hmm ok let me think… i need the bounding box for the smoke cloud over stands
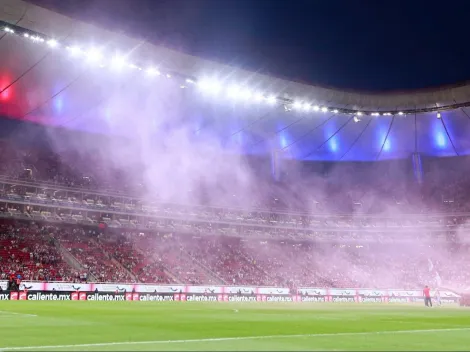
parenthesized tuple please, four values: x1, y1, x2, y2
(0, 34, 469, 293)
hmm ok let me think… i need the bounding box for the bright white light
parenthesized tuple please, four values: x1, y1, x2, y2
(357, 111, 363, 116)
(371, 112, 380, 116)
(303, 103, 311, 111)
(313, 105, 320, 111)
(198, 79, 222, 94)
(240, 89, 252, 100)
(86, 48, 102, 62)
(293, 101, 302, 109)
(146, 68, 160, 76)
(354, 116, 361, 123)
(110, 55, 126, 69)
(47, 39, 58, 47)
(266, 95, 276, 104)
(333, 109, 339, 114)
(437, 112, 441, 119)
(383, 112, 392, 116)
(254, 92, 264, 102)
(227, 85, 241, 98)
(321, 107, 328, 113)
(186, 78, 194, 84)
(398, 111, 404, 115)
(67, 46, 82, 56)
(4, 27, 14, 33)
(128, 63, 140, 70)
(23, 33, 29, 38)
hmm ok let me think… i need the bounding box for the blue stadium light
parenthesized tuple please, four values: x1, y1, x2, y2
(436, 132, 446, 148)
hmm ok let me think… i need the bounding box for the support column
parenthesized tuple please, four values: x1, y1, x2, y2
(411, 152, 423, 184)
(271, 150, 281, 182)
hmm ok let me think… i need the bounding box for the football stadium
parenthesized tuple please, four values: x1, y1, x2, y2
(0, 0, 470, 350)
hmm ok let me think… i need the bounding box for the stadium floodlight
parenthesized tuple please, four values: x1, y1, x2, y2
(437, 112, 441, 119)
(128, 63, 141, 70)
(146, 68, 160, 76)
(198, 79, 222, 94)
(110, 55, 126, 69)
(357, 111, 363, 116)
(293, 101, 302, 109)
(313, 105, 320, 111)
(4, 27, 14, 33)
(303, 103, 311, 111)
(321, 107, 328, 113)
(332, 109, 339, 114)
(23, 33, 29, 38)
(266, 95, 277, 104)
(185, 78, 195, 84)
(240, 89, 252, 100)
(398, 111, 404, 115)
(47, 39, 58, 47)
(227, 85, 241, 98)
(86, 48, 103, 62)
(371, 112, 380, 116)
(383, 112, 392, 116)
(67, 46, 82, 56)
(254, 92, 264, 102)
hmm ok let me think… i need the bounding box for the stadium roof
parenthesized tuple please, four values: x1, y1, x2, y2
(1, 0, 470, 161)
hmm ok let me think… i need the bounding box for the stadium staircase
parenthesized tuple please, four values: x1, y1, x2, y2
(132, 247, 181, 283)
(183, 251, 226, 284)
(53, 238, 98, 281)
(239, 251, 274, 281)
(89, 238, 138, 281)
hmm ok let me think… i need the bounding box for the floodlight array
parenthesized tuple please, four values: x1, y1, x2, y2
(2, 24, 461, 118)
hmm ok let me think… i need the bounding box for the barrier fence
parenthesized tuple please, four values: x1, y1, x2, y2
(0, 290, 461, 304)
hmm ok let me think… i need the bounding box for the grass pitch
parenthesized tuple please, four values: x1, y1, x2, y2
(0, 302, 469, 351)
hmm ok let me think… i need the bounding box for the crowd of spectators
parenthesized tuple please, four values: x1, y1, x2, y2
(1, 221, 469, 290)
(2, 141, 470, 216)
(0, 223, 73, 281)
(1, 142, 470, 292)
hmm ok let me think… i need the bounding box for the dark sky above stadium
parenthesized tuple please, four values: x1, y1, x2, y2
(30, 0, 470, 91)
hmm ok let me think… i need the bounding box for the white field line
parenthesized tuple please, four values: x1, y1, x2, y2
(1, 327, 470, 351)
(0, 311, 37, 317)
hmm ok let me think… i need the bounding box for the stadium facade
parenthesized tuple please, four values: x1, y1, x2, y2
(1, 0, 470, 170)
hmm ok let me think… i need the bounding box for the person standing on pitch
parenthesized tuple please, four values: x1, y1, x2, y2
(423, 285, 432, 307)
(435, 288, 441, 306)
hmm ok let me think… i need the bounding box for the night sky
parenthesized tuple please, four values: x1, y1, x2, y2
(28, 0, 470, 91)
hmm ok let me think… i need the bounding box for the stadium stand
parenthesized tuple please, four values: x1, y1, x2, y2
(1, 142, 470, 291)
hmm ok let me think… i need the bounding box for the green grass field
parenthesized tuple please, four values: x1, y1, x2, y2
(0, 302, 469, 351)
